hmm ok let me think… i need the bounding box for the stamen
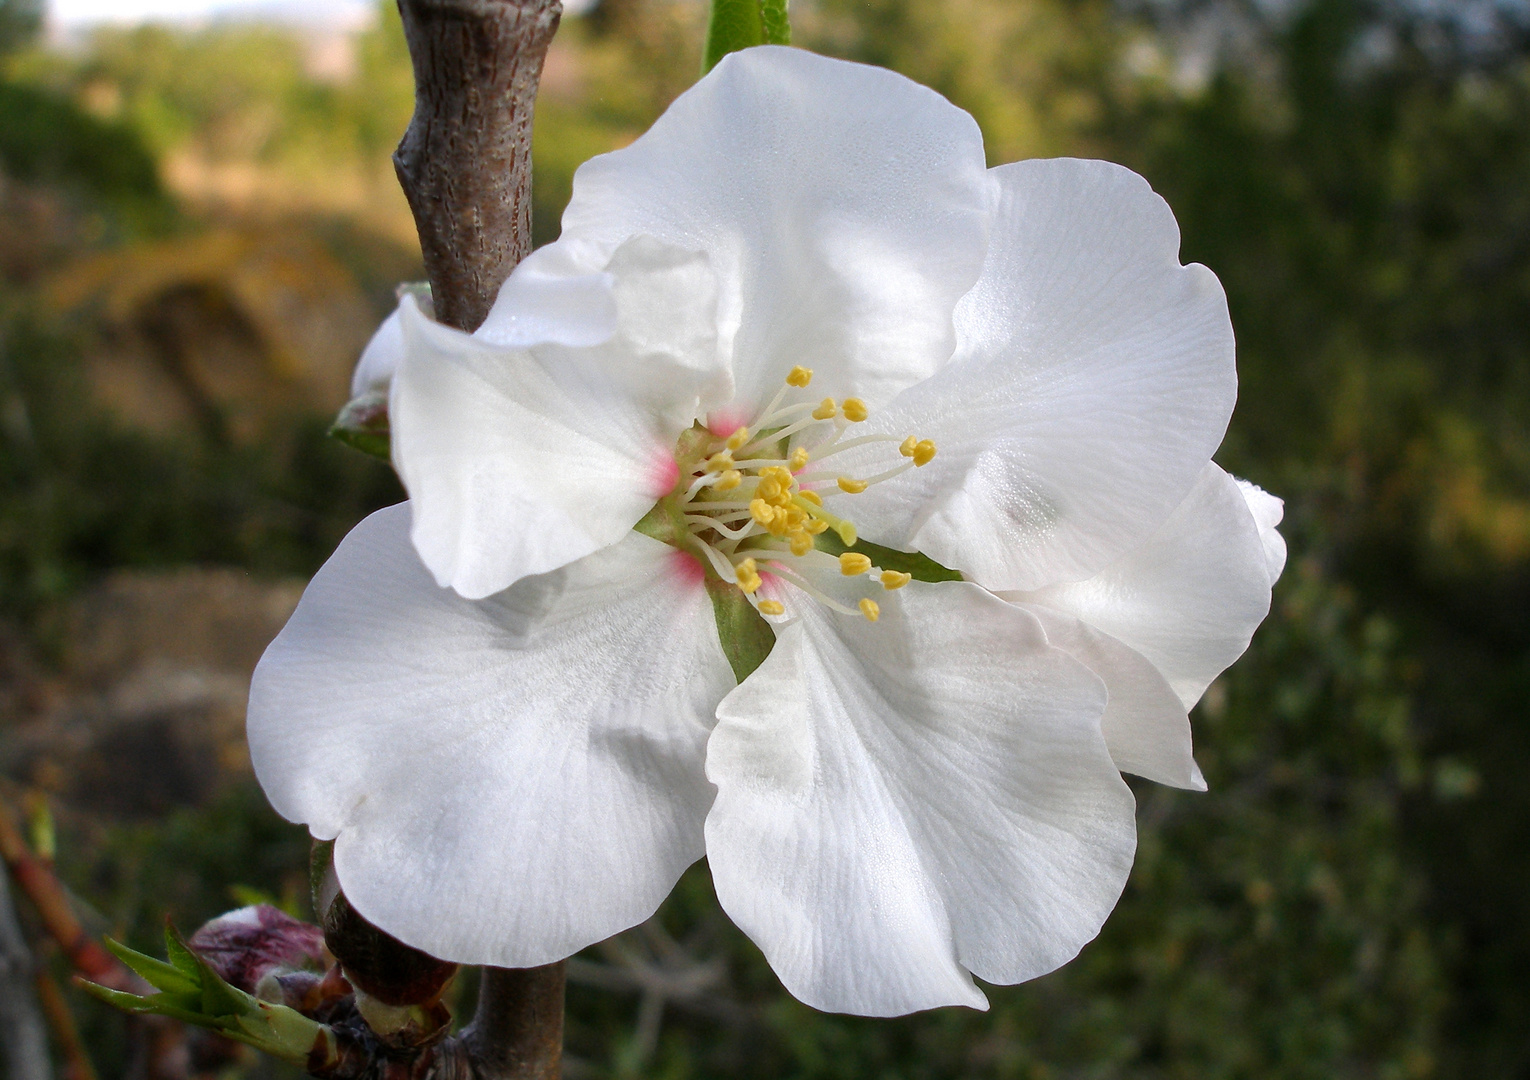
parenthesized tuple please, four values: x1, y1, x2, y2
(836, 476, 869, 494)
(839, 552, 872, 576)
(859, 598, 881, 622)
(706, 451, 734, 472)
(726, 427, 751, 451)
(811, 398, 838, 421)
(735, 557, 762, 594)
(899, 435, 918, 458)
(841, 398, 869, 423)
(789, 446, 810, 470)
(758, 599, 786, 615)
(879, 570, 911, 590)
(786, 366, 813, 388)
(714, 470, 743, 491)
(913, 439, 937, 466)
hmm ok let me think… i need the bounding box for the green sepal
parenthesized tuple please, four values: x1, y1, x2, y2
(81, 927, 326, 1066)
(707, 578, 776, 684)
(703, 0, 790, 74)
(328, 391, 390, 461)
(102, 936, 198, 996)
(815, 532, 964, 584)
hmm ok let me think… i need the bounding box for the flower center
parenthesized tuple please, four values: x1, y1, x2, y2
(654, 366, 936, 622)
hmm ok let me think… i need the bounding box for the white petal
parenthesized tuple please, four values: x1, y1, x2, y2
(705, 581, 1135, 1016)
(554, 46, 996, 413)
(248, 505, 733, 967)
(1009, 463, 1273, 710)
(1023, 604, 1204, 791)
(391, 235, 722, 599)
(475, 238, 618, 350)
(1236, 478, 1288, 582)
(849, 158, 1236, 592)
(351, 308, 402, 398)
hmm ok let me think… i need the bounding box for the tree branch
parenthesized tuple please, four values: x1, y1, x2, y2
(393, 0, 562, 333)
(460, 965, 565, 1080)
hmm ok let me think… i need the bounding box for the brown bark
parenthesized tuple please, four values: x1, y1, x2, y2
(393, 0, 562, 333)
(459, 965, 566, 1080)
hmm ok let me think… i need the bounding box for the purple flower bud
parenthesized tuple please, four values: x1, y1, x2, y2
(189, 905, 328, 993)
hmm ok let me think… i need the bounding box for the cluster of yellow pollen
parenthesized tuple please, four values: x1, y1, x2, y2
(668, 365, 937, 623)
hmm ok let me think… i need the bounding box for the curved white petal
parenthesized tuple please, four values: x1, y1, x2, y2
(705, 580, 1135, 1016)
(476, 238, 619, 350)
(1007, 463, 1274, 710)
(1237, 478, 1288, 582)
(848, 158, 1237, 592)
(1023, 604, 1204, 791)
(554, 46, 996, 413)
(391, 235, 722, 599)
(248, 505, 733, 967)
(351, 308, 402, 398)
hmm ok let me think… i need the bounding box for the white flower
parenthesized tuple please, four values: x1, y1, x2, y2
(248, 46, 1283, 1017)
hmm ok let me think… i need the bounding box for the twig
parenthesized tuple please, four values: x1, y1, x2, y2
(33, 966, 99, 1080)
(0, 870, 53, 1080)
(459, 965, 564, 1080)
(393, 0, 562, 333)
(0, 803, 138, 993)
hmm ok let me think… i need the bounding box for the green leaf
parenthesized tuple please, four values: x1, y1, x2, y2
(708, 578, 776, 683)
(703, 0, 789, 74)
(759, 0, 790, 45)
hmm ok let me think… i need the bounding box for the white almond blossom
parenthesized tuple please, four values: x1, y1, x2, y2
(248, 45, 1284, 1017)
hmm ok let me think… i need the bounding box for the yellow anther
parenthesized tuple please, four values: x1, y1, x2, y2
(859, 598, 881, 622)
(789, 446, 810, 470)
(839, 552, 873, 576)
(837, 522, 858, 546)
(786, 366, 813, 388)
(750, 499, 776, 526)
(899, 435, 919, 458)
(912, 439, 937, 467)
(761, 466, 794, 484)
(797, 489, 823, 507)
(784, 506, 807, 529)
(837, 476, 869, 494)
(735, 558, 762, 594)
(758, 599, 785, 615)
(805, 518, 830, 535)
(725, 427, 751, 451)
(879, 570, 912, 590)
(757, 477, 784, 502)
(737, 557, 757, 575)
(842, 398, 869, 423)
(706, 451, 734, 472)
(714, 470, 742, 491)
(788, 530, 814, 557)
(812, 397, 838, 421)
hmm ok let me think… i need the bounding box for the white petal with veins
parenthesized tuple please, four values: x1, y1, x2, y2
(1008, 463, 1275, 710)
(248, 505, 734, 967)
(553, 45, 997, 415)
(706, 580, 1135, 1016)
(849, 157, 1236, 592)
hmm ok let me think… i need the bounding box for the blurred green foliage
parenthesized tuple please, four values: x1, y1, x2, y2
(2, 0, 1528, 1077)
